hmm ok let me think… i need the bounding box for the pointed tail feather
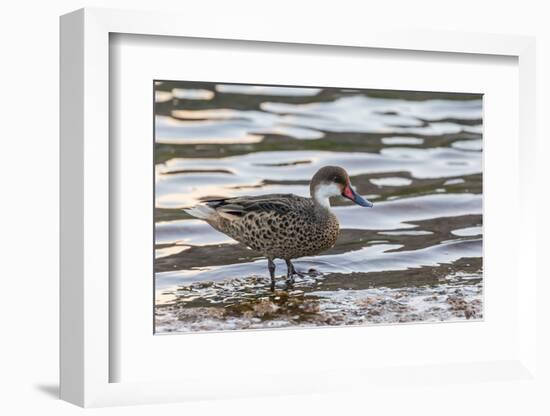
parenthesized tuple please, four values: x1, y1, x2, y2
(183, 205, 216, 220)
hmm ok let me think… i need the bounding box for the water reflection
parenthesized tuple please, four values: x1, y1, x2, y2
(216, 84, 322, 96)
(154, 81, 483, 333)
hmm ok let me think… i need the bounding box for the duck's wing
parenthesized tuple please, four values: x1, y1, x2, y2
(205, 194, 305, 217)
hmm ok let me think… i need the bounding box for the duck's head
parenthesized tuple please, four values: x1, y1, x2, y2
(310, 166, 373, 209)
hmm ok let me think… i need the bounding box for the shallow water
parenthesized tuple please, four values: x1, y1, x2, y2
(154, 81, 483, 333)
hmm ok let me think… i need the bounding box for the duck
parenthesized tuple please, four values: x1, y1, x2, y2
(184, 166, 373, 291)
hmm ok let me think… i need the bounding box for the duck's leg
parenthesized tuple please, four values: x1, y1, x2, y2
(286, 259, 307, 278)
(268, 258, 276, 291)
(285, 259, 296, 289)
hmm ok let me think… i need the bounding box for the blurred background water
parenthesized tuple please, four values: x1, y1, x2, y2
(154, 81, 483, 333)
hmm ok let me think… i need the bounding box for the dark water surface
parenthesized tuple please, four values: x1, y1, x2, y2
(154, 81, 483, 333)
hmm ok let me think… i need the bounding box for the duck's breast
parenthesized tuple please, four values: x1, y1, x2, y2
(218, 201, 339, 259)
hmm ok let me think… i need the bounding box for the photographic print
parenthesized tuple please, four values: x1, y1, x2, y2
(154, 81, 483, 333)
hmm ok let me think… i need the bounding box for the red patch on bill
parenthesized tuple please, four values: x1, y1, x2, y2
(343, 185, 355, 199)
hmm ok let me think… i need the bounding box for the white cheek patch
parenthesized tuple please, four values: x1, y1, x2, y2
(314, 183, 341, 208)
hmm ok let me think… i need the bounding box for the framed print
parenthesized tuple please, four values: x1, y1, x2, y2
(60, 8, 539, 407)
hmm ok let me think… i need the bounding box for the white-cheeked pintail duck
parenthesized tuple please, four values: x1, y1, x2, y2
(184, 166, 373, 290)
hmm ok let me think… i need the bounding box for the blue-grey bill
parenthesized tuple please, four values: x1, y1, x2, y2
(345, 186, 373, 207)
(354, 193, 374, 207)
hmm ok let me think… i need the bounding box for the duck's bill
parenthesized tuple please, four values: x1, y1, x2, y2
(343, 185, 373, 208)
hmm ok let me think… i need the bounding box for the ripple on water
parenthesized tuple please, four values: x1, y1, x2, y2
(451, 226, 482, 237)
(260, 96, 481, 134)
(155, 245, 189, 259)
(334, 193, 481, 230)
(370, 177, 413, 187)
(452, 139, 483, 151)
(156, 149, 481, 208)
(155, 90, 172, 103)
(216, 84, 322, 96)
(381, 136, 424, 145)
(155, 237, 481, 290)
(156, 91, 481, 145)
(172, 88, 215, 100)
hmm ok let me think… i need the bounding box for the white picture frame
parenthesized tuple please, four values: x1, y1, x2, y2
(60, 7, 539, 407)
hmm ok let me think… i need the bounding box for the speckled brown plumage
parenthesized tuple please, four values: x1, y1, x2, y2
(205, 194, 340, 260)
(184, 166, 373, 290)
